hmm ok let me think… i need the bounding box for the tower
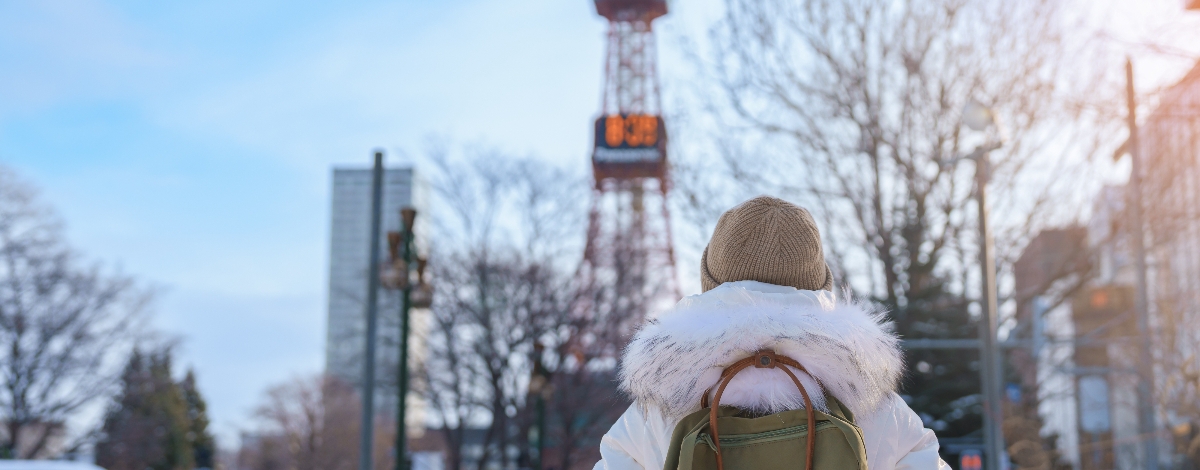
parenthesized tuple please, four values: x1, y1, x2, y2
(580, 0, 679, 347)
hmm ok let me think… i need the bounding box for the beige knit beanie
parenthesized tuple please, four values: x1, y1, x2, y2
(700, 196, 833, 292)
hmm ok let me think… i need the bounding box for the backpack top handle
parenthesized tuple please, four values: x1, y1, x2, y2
(703, 350, 818, 470)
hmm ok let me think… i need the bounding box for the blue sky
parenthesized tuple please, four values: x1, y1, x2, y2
(2, 0, 1198, 451)
(0, 0, 728, 447)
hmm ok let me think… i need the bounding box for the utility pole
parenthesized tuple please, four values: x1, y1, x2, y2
(1125, 57, 1159, 470)
(973, 142, 1007, 470)
(360, 150, 386, 470)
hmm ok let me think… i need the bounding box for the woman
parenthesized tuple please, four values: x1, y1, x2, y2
(594, 196, 949, 470)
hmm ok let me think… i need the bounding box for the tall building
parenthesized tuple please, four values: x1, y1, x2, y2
(1016, 62, 1200, 470)
(1133, 60, 1200, 467)
(325, 166, 426, 419)
(1012, 228, 1089, 469)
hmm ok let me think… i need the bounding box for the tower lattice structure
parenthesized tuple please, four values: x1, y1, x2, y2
(579, 0, 679, 353)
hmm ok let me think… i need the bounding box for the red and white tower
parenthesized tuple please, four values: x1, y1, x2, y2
(580, 0, 679, 344)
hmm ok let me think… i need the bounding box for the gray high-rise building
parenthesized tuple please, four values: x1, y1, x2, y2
(325, 166, 426, 417)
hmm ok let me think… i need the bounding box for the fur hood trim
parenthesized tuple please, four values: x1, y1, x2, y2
(619, 281, 903, 420)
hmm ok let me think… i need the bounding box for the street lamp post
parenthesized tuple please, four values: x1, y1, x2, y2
(959, 101, 1007, 470)
(973, 141, 1006, 470)
(360, 151, 387, 470)
(384, 207, 430, 470)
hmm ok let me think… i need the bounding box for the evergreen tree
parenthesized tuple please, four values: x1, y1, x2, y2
(892, 288, 984, 442)
(181, 369, 216, 469)
(95, 348, 195, 470)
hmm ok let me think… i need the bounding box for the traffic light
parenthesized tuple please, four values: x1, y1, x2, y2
(1071, 285, 1133, 375)
(1072, 285, 1134, 341)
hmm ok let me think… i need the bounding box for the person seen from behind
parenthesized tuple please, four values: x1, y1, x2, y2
(594, 196, 950, 470)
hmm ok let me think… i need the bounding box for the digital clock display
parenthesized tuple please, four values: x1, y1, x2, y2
(592, 114, 668, 181)
(593, 114, 666, 162)
(599, 114, 660, 148)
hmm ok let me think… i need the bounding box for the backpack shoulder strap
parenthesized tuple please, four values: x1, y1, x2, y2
(703, 350, 818, 470)
(823, 393, 856, 423)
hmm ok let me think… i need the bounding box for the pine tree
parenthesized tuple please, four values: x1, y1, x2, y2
(181, 369, 216, 469)
(95, 348, 195, 470)
(851, 234, 987, 459)
(893, 288, 985, 442)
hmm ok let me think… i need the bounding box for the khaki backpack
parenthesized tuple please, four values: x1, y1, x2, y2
(661, 350, 869, 470)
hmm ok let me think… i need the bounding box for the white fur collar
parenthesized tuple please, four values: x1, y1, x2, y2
(619, 281, 903, 420)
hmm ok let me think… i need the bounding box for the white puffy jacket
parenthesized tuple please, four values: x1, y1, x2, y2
(593, 281, 950, 470)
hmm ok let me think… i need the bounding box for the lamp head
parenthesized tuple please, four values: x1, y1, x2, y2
(387, 231, 401, 259)
(962, 100, 996, 132)
(401, 207, 417, 232)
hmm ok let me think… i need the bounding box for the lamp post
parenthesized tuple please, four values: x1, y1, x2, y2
(956, 101, 1007, 470)
(360, 151, 387, 470)
(383, 207, 430, 470)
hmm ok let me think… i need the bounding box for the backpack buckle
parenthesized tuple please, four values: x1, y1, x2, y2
(754, 351, 776, 368)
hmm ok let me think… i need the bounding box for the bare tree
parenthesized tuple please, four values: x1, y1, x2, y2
(688, 0, 1113, 303)
(237, 374, 392, 470)
(673, 0, 1119, 466)
(420, 151, 592, 470)
(0, 165, 150, 459)
(424, 246, 577, 470)
(538, 362, 627, 470)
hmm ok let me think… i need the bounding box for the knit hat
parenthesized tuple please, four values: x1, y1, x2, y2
(700, 196, 833, 292)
